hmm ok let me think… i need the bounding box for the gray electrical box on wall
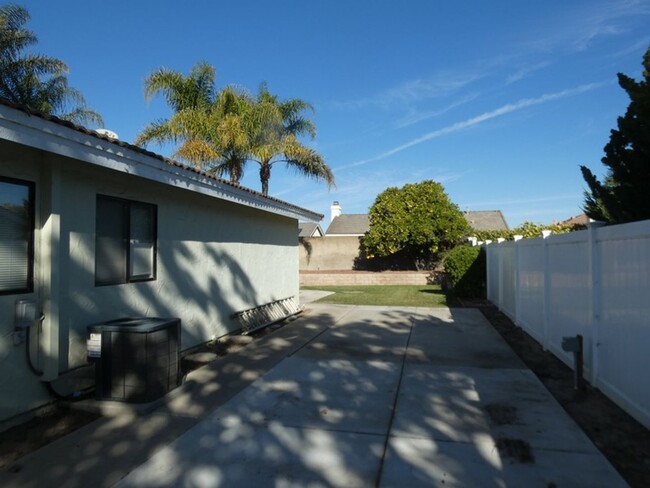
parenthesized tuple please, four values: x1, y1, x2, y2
(15, 299, 36, 328)
(87, 317, 181, 403)
(14, 299, 37, 345)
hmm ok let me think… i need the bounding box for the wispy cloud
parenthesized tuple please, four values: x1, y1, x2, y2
(394, 93, 479, 129)
(505, 61, 552, 85)
(338, 82, 607, 170)
(331, 66, 490, 111)
(529, 0, 650, 53)
(607, 36, 650, 59)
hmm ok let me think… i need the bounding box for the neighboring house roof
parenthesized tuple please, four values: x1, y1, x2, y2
(464, 210, 509, 231)
(298, 222, 324, 237)
(562, 213, 590, 226)
(0, 98, 323, 223)
(324, 210, 509, 235)
(326, 214, 370, 236)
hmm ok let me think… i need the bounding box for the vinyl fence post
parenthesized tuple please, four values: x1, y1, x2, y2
(588, 222, 604, 386)
(497, 242, 504, 311)
(513, 237, 521, 327)
(485, 243, 491, 302)
(542, 230, 552, 351)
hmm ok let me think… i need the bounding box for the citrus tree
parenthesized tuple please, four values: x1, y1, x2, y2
(363, 180, 469, 270)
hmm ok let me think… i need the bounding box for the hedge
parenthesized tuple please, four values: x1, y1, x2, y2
(444, 245, 486, 298)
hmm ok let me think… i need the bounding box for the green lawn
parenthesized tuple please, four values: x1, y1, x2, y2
(303, 285, 448, 307)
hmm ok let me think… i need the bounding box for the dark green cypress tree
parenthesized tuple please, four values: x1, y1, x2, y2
(580, 46, 650, 224)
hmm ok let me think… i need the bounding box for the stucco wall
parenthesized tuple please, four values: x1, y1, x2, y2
(299, 236, 362, 270)
(0, 145, 46, 426)
(0, 141, 299, 424)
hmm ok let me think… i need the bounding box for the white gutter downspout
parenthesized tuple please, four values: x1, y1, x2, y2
(39, 161, 61, 381)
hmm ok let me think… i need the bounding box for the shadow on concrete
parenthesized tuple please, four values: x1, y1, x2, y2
(1, 306, 627, 487)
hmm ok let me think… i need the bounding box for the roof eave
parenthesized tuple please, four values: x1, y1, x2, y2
(0, 103, 323, 223)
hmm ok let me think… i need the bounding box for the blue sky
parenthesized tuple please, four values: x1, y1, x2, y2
(19, 0, 650, 226)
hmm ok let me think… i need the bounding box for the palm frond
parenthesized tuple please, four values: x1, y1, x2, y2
(216, 113, 249, 150)
(173, 139, 221, 170)
(17, 55, 67, 77)
(0, 5, 36, 55)
(143, 62, 215, 110)
(59, 107, 104, 127)
(284, 117, 316, 139)
(0, 5, 102, 124)
(283, 140, 335, 188)
(210, 154, 247, 183)
(135, 119, 180, 147)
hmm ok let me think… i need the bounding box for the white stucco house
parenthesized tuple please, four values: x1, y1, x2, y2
(0, 100, 322, 425)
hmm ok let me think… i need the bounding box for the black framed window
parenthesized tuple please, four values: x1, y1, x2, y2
(95, 195, 156, 286)
(0, 177, 34, 294)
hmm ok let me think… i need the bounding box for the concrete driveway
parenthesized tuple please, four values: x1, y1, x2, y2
(1, 304, 627, 487)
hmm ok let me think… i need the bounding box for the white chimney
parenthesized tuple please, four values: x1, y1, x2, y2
(330, 201, 342, 222)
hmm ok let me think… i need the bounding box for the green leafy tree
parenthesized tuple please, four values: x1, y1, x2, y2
(580, 45, 650, 224)
(247, 84, 334, 195)
(363, 180, 469, 270)
(0, 4, 102, 126)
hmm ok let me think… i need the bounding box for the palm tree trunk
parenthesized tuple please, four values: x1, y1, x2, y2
(260, 162, 271, 195)
(229, 163, 242, 185)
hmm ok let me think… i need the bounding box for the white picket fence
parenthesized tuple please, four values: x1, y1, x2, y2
(485, 219, 650, 429)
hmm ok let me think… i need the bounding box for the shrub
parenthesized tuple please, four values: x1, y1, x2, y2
(444, 245, 486, 298)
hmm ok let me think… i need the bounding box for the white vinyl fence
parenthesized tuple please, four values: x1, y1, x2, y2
(486, 219, 650, 429)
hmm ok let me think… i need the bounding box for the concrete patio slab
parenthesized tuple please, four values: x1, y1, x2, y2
(212, 356, 401, 434)
(115, 421, 384, 488)
(382, 436, 627, 488)
(392, 365, 598, 452)
(0, 304, 629, 488)
(295, 306, 412, 361)
(406, 308, 525, 369)
(0, 412, 198, 488)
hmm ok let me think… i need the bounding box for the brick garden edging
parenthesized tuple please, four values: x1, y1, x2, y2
(299, 270, 431, 286)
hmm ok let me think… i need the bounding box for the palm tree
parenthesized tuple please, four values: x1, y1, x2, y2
(247, 84, 334, 195)
(136, 68, 252, 182)
(0, 4, 103, 126)
(166, 89, 252, 181)
(208, 86, 253, 183)
(135, 61, 216, 150)
(136, 66, 334, 193)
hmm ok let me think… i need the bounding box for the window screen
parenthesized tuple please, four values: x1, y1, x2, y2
(96, 195, 156, 286)
(0, 177, 34, 294)
(129, 202, 155, 280)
